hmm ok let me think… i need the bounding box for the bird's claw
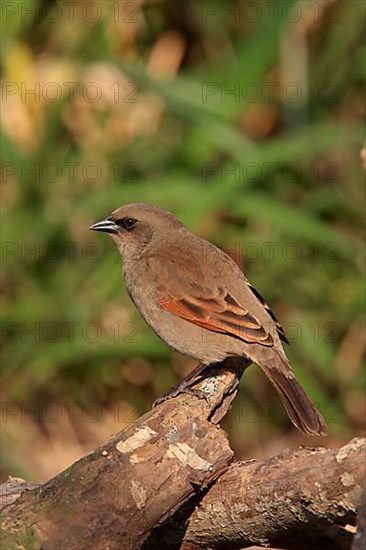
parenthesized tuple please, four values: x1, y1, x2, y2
(152, 384, 209, 408)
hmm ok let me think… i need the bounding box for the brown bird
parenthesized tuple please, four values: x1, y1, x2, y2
(90, 202, 327, 436)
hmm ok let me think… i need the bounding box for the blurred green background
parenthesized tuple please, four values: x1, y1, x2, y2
(1, 0, 365, 481)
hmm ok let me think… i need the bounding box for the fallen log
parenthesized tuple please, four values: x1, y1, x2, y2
(0, 358, 364, 550)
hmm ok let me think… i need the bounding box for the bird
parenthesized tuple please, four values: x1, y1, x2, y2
(90, 202, 327, 436)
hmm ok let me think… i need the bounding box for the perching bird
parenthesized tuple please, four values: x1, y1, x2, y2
(90, 202, 327, 436)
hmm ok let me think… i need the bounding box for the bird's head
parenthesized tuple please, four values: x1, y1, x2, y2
(89, 202, 183, 258)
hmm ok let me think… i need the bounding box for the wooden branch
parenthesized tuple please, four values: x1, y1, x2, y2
(1, 439, 363, 549)
(353, 487, 366, 550)
(0, 356, 364, 550)
(0, 359, 247, 550)
(146, 437, 365, 549)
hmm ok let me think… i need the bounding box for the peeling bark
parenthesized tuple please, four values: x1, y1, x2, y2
(0, 358, 364, 550)
(0, 359, 246, 550)
(146, 438, 365, 549)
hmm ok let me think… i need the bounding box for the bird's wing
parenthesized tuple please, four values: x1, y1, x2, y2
(247, 283, 289, 344)
(158, 284, 274, 347)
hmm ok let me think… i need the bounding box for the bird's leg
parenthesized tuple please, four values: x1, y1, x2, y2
(152, 362, 209, 407)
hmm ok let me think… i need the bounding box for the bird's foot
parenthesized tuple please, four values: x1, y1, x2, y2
(152, 378, 209, 408)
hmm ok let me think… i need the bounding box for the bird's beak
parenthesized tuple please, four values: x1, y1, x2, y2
(89, 216, 119, 234)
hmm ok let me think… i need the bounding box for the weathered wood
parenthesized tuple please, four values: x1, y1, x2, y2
(353, 487, 366, 550)
(0, 359, 246, 550)
(1, 439, 364, 549)
(145, 437, 365, 549)
(1, 355, 364, 550)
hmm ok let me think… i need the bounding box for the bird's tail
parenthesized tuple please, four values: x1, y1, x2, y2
(258, 352, 327, 436)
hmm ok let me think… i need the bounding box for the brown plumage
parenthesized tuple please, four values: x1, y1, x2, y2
(90, 202, 327, 436)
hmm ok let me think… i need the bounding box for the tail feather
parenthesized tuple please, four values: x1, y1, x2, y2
(260, 356, 327, 436)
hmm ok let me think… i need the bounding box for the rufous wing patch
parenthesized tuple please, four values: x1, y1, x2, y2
(158, 289, 273, 346)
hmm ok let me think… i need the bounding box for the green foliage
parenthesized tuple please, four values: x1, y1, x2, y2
(1, 0, 364, 476)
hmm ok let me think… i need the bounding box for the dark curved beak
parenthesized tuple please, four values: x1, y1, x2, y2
(89, 216, 118, 234)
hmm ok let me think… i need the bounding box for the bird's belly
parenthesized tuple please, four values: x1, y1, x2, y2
(149, 311, 237, 363)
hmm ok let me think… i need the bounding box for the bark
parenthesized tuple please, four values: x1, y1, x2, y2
(146, 437, 365, 549)
(0, 359, 246, 550)
(352, 487, 366, 550)
(0, 357, 364, 550)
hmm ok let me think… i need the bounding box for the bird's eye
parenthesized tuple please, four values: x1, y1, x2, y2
(116, 217, 137, 231)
